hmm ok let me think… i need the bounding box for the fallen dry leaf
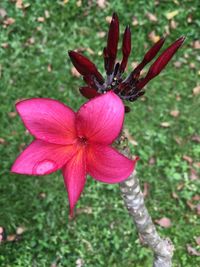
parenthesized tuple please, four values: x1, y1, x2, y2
(187, 244, 200, 256)
(176, 182, 185, 191)
(189, 62, 196, 69)
(4, 17, 15, 26)
(186, 200, 195, 210)
(37, 17, 45, 23)
(1, 43, 9, 49)
(16, 226, 26, 235)
(189, 169, 198, 180)
(97, 0, 106, 8)
(97, 31, 106, 38)
(192, 195, 200, 201)
(194, 162, 200, 169)
(155, 217, 172, 228)
(187, 14, 193, 23)
(16, 0, 23, 9)
(191, 135, 200, 143)
(0, 8, 7, 18)
(170, 109, 179, 117)
(76, 206, 93, 215)
(193, 40, 200, 49)
(182, 155, 193, 164)
(173, 61, 182, 68)
(196, 204, 200, 215)
(76, 0, 82, 7)
(143, 182, 150, 198)
(45, 10, 50, 19)
(71, 67, 81, 77)
(8, 112, 17, 118)
(148, 31, 160, 43)
(47, 64, 52, 72)
(105, 16, 112, 24)
(0, 138, 6, 144)
(170, 19, 178, 29)
(123, 128, 138, 146)
(76, 258, 84, 267)
(148, 157, 156, 165)
(193, 85, 200, 96)
(146, 12, 158, 22)
(172, 191, 179, 199)
(132, 16, 139, 26)
(7, 234, 17, 242)
(165, 10, 179, 20)
(160, 122, 171, 128)
(195, 236, 200, 246)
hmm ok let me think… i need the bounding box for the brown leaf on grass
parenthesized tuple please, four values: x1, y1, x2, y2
(16, 226, 26, 235)
(173, 61, 182, 68)
(182, 155, 193, 164)
(176, 182, 185, 191)
(174, 136, 182, 145)
(37, 17, 45, 23)
(186, 200, 195, 210)
(97, 31, 106, 38)
(1, 43, 9, 49)
(195, 236, 200, 246)
(0, 138, 6, 144)
(123, 128, 138, 146)
(71, 66, 81, 77)
(191, 135, 200, 143)
(196, 204, 200, 215)
(170, 19, 178, 29)
(143, 182, 150, 198)
(44, 10, 50, 18)
(132, 16, 139, 26)
(160, 122, 171, 128)
(176, 94, 181, 101)
(192, 195, 200, 201)
(193, 40, 200, 49)
(8, 112, 17, 118)
(189, 168, 198, 180)
(16, 0, 23, 9)
(193, 86, 200, 95)
(7, 234, 17, 242)
(97, 0, 106, 8)
(105, 16, 112, 24)
(194, 162, 200, 169)
(76, 258, 84, 267)
(172, 191, 179, 199)
(146, 12, 158, 22)
(76, 206, 93, 215)
(187, 244, 200, 256)
(148, 31, 160, 43)
(170, 109, 179, 117)
(189, 62, 196, 69)
(187, 14, 193, 23)
(26, 37, 35, 46)
(0, 8, 7, 18)
(148, 157, 156, 165)
(47, 64, 52, 72)
(155, 217, 172, 228)
(165, 10, 179, 20)
(3, 17, 15, 26)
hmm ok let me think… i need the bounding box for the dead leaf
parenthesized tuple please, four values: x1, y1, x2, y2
(146, 12, 158, 22)
(187, 244, 200, 256)
(97, 0, 106, 8)
(193, 40, 200, 49)
(148, 31, 160, 43)
(155, 217, 172, 228)
(189, 169, 198, 180)
(195, 236, 200, 246)
(16, 0, 23, 9)
(176, 182, 184, 191)
(193, 85, 200, 95)
(132, 16, 139, 26)
(76, 0, 82, 7)
(8, 112, 17, 118)
(192, 195, 200, 201)
(187, 14, 193, 23)
(71, 67, 80, 77)
(189, 62, 196, 69)
(172, 191, 179, 199)
(0, 8, 7, 18)
(38, 192, 46, 199)
(170, 19, 178, 29)
(97, 31, 106, 38)
(37, 17, 45, 23)
(191, 135, 200, 143)
(186, 200, 195, 210)
(1, 43, 9, 49)
(76, 206, 93, 215)
(4, 17, 15, 26)
(7, 234, 17, 242)
(76, 258, 84, 267)
(165, 10, 179, 20)
(176, 94, 181, 101)
(105, 16, 112, 24)
(86, 47, 94, 55)
(170, 109, 179, 117)
(174, 136, 182, 145)
(16, 226, 26, 235)
(148, 157, 156, 165)
(143, 182, 150, 198)
(0, 138, 6, 144)
(47, 64, 52, 72)
(26, 37, 35, 45)
(160, 122, 171, 128)
(194, 162, 200, 169)
(123, 128, 138, 146)
(63, 0, 69, 4)
(182, 155, 193, 164)
(196, 204, 200, 215)
(45, 10, 50, 18)
(173, 61, 182, 68)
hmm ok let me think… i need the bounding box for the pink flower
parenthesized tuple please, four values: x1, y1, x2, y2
(11, 92, 137, 215)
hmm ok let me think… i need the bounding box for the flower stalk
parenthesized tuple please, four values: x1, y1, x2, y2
(115, 133, 174, 267)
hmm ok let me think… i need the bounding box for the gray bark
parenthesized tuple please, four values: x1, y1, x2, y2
(116, 134, 174, 267)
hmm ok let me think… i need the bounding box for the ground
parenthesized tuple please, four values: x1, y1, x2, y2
(0, 0, 200, 266)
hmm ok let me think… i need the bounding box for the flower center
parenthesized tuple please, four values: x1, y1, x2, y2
(78, 136, 88, 146)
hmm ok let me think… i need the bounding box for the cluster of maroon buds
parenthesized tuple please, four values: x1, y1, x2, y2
(68, 13, 185, 107)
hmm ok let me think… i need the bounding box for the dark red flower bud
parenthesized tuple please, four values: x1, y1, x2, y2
(120, 26, 131, 73)
(79, 87, 101, 99)
(146, 36, 185, 80)
(68, 51, 104, 84)
(134, 37, 165, 73)
(137, 36, 185, 90)
(106, 13, 119, 74)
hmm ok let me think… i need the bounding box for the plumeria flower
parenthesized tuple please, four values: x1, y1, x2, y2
(68, 13, 185, 110)
(11, 92, 137, 216)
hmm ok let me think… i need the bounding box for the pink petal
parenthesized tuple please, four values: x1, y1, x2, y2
(62, 148, 86, 216)
(11, 140, 77, 175)
(76, 92, 124, 145)
(87, 144, 137, 183)
(16, 98, 77, 145)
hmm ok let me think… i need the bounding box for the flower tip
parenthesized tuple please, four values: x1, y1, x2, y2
(112, 12, 118, 20)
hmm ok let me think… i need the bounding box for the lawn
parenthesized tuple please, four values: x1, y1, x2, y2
(0, 0, 200, 266)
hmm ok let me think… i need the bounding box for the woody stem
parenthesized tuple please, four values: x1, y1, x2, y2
(116, 133, 174, 267)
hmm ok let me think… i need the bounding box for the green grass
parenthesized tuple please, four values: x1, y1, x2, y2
(0, 0, 200, 266)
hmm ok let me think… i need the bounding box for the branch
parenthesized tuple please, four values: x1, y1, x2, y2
(115, 133, 174, 267)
